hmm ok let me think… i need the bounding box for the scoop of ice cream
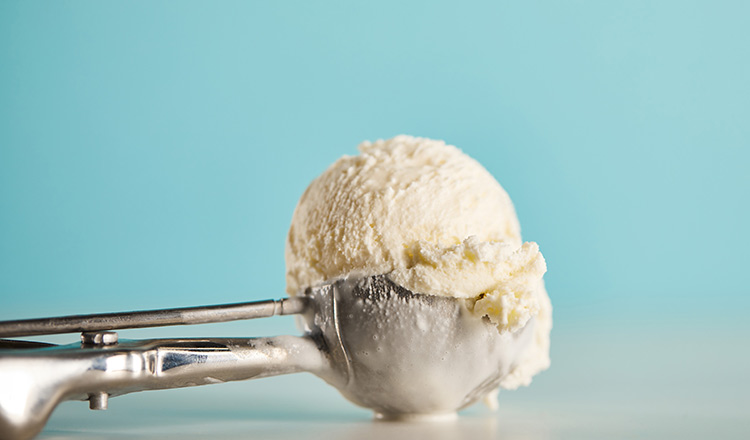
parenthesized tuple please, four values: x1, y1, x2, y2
(285, 135, 551, 389)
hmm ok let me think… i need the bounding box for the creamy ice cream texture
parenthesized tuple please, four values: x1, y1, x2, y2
(286, 135, 551, 390)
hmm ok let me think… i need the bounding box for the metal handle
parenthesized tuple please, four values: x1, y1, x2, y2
(0, 297, 309, 338)
(0, 335, 328, 440)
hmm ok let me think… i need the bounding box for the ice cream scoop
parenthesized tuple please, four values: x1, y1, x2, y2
(287, 135, 551, 392)
(0, 135, 550, 439)
(0, 275, 533, 440)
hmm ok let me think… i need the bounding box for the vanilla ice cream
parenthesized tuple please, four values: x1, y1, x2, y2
(286, 135, 551, 391)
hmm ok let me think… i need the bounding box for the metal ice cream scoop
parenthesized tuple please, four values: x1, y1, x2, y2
(0, 275, 534, 440)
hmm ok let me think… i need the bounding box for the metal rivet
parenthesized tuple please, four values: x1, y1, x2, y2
(81, 331, 118, 346)
(88, 392, 109, 410)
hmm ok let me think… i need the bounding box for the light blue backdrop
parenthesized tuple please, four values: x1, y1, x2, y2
(0, 2, 748, 436)
(2, 1, 747, 323)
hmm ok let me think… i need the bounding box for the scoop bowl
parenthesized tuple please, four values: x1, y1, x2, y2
(303, 275, 536, 419)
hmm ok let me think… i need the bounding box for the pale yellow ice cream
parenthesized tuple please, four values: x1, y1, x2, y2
(285, 135, 551, 389)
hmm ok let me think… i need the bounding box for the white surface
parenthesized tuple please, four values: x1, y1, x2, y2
(39, 397, 747, 440)
(37, 322, 750, 440)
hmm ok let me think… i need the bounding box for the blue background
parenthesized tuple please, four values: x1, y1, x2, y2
(1, 1, 748, 438)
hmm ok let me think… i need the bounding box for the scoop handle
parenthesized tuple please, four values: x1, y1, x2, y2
(0, 297, 308, 338)
(0, 335, 326, 440)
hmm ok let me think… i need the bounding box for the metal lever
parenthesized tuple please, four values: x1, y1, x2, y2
(0, 335, 329, 440)
(0, 297, 309, 338)
(0, 290, 335, 440)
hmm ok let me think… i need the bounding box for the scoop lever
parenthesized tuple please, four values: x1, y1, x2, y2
(0, 296, 309, 338)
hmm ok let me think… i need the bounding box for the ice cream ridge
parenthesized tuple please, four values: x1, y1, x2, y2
(286, 135, 551, 403)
